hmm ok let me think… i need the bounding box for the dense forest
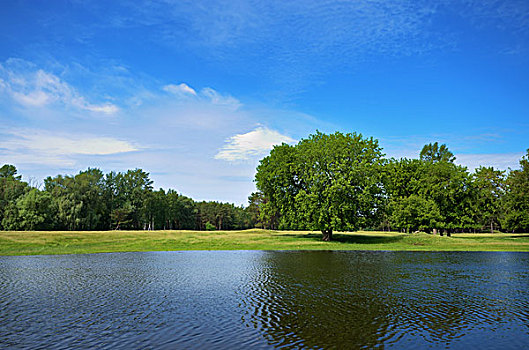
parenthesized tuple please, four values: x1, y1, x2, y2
(1, 132, 528, 234)
(0, 166, 253, 231)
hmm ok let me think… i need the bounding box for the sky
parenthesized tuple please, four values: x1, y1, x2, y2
(1, 0, 528, 205)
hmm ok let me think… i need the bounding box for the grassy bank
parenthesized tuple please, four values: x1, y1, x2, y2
(1, 229, 529, 256)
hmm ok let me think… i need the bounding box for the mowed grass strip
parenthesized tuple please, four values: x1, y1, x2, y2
(0, 229, 528, 256)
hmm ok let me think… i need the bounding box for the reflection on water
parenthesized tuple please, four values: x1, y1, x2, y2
(1, 251, 528, 349)
(241, 251, 529, 348)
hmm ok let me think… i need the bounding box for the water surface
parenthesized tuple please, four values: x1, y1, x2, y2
(1, 251, 528, 349)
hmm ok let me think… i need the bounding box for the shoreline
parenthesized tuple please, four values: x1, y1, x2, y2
(1, 229, 528, 256)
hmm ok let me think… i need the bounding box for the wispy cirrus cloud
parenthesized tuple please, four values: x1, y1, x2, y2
(163, 83, 197, 96)
(455, 153, 525, 172)
(0, 128, 138, 168)
(215, 126, 295, 162)
(0, 59, 118, 114)
(0, 129, 137, 155)
(163, 82, 241, 110)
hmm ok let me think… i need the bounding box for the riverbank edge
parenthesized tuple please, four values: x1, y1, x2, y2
(1, 229, 528, 256)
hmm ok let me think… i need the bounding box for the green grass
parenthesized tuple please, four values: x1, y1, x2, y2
(1, 229, 528, 256)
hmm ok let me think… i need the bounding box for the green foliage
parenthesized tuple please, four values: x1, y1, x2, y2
(7, 189, 55, 230)
(205, 222, 216, 231)
(390, 195, 441, 232)
(0, 165, 29, 229)
(0, 134, 527, 235)
(111, 204, 133, 230)
(256, 131, 385, 240)
(420, 142, 456, 163)
(502, 150, 529, 232)
(474, 166, 505, 233)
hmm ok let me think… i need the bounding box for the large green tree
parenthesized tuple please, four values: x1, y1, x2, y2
(256, 131, 385, 241)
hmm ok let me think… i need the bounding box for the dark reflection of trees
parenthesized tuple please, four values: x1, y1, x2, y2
(239, 251, 400, 348)
(238, 251, 521, 348)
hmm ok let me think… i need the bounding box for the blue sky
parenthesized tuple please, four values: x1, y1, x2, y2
(1, 0, 528, 205)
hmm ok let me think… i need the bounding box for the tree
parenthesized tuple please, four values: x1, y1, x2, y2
(418, 161, 474, 234)
(502, 150, 529, 232)
(389, 195, 441, 233)
(255, 131, 385, 241)
(0, 164, 28, 229)
(247, 191, 268, 228)
(474, 166, 505, 233)
(103, 169, 153, 229)
(166, 191, 197, 230)
(44, 169, 107, 230)
(111, 205, 133, 230)
(420, 142, 456, 163)
(14, 189, 54, 230)
(0, 164, 20, 179)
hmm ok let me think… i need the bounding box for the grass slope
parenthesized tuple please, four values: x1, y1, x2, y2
(1, 229, 528, 256)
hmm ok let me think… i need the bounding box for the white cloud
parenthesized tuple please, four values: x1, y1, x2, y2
(162, 83, 241, 110)
(0, 129, 138, 157)
(456, 153, 524, 171)
(163, 83, 197, 96)
(201, 87, 241, 110)
(85, 103, 120, 114)
(215, 126, 295, 162)
(0, 60, 118, 114)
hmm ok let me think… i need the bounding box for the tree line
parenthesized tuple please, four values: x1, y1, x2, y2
(0, 166, 253, 231)
(2, 131, 528, 236)
(252, 132, 529, 240)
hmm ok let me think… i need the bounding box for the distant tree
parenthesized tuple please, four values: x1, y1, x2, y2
(0, 164, 29, 230)
(166, 191, 197, 230)
(44, 168, 107, 230)
(143, 189, 168, 230)
(420, 142, 456, 163)
(502, 150, 529, 232)
(14, 189, 54, 230)
(256, 131, 385, 241)
(389, 195, 442, 233)
(102, 169, 153, 229)
(474, 167, 505, 233)
(247, 191, 267, 228)
(419, 161, 474, 234)
(111, 204, 133, 230)
(0, 164, 20, 179)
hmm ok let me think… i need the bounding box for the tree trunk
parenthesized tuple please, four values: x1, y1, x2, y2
(322, 229, 333, 241)
(490, 221, 494, 234)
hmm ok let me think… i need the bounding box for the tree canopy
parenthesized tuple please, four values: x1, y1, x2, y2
(255, 133, 528, 239)
(1, 138, 528, 236)
(1, 165, 252, 231)
(255, 131, 385, 240)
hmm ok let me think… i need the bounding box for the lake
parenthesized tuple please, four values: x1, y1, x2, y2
(1, 251, 528, 349)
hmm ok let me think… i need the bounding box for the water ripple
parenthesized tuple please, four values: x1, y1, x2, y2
(1, 251, 528, 349)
